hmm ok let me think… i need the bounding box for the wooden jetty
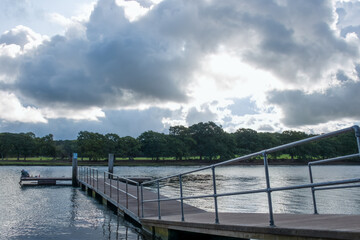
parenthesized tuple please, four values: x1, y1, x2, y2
(76, 126, 360, 240)
(77, 168, 360, 240)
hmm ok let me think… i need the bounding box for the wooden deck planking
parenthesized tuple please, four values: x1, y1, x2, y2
(79, 177, 360, 239)
(141, 212, 360, 239)
(79, 178, 205, 219)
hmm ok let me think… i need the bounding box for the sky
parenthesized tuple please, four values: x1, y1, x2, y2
(0, 0, 360, 140)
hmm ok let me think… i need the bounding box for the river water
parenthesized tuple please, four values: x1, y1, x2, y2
(1, 165, 360, 239)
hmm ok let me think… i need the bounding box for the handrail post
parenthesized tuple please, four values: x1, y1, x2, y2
(157, 181, 161, 220)
(110, 174, 112, 198)
(179, 175, 185, 221)
(86, 168, 89, 184)
(117, 177, 119, 204)
(104, 172, 106, 194)
(141, 184, 144, 218)
(126, 180, 129, 209)
(308, 164, 318, 214)
(97, 170, 99, 190)
(263, 152, 275, 226)
(212, 166, 219, 224)
(137, 183, 140, 217)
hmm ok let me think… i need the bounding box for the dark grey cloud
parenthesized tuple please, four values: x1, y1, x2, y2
(0, 26, 32, 48)
(267, 81, 360, 127)
(258, 124, 275, 131)
(3, 0, 356, 111)
(186, 104, 217, 126)
(1, 0, 359, 138)
(0, 107, 172, 139)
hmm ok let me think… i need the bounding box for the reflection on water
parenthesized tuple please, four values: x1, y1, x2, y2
(1, 165, 360, 239)
(0, 166, 143, 240)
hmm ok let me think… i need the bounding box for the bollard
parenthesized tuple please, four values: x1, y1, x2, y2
(72, 153, 78, 187)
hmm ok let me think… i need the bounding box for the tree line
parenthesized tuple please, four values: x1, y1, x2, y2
(0, 122, 358, 161)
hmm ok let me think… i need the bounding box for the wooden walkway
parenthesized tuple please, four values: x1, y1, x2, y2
(78, 177, 205, 222)
(78, 177, 360, 240)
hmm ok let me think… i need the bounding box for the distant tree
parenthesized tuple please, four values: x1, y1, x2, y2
(233, 128, 259, 155)
(105, 133, 121, 159)
(168, 125, 196, 160)
(280, 130, 309, 160)
(121, 136, 141, 160)
(0, 133, 14, 160)
(138, 131, 167, 160)
(189, 122, 227, 160)
(77, 131, 106, 160)
(38, 134, 56, 158)
(17, 132, 36, 160)
(55, 140, 78, 160)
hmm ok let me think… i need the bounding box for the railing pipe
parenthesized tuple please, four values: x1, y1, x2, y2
(263, 152, 274, 226)
(104, 172, 106, 194)
(137, 183, 140, 217)
(117, 176, 120, 204)
(110, 174, 112, 198)
(126, 180, 129, 209)
(179, 175, 185, 221)
(141, 184, 144, 218)
(308, 164, 318, 214)
(97, 170, 99, 190)
(309, 154, 359, 165)
(212, 167, 219, 224)
(314, 183, 360, 191)
(157, 181, 161, 220)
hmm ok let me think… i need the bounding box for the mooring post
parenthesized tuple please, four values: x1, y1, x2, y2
(108, 153, 114, 179)
(72, 153, 78, 187)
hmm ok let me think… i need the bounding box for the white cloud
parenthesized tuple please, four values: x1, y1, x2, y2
(42, 106, 105, 121)
(0, 91, 47, 123)
(0, 0, 359, 137)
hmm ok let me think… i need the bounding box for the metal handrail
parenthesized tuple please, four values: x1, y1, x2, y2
(80, 169, 141, 217)
(141, 125, 360, 226)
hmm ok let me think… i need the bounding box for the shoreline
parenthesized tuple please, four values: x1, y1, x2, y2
(0, 159, 358, 166)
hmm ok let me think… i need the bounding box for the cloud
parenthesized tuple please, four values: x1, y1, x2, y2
(267, 80, 360, 127)
(186, 104, 217, 125)
(0, 107, 171, 139)
(1, 0, 360, 137)
(0, 91, 47, 123)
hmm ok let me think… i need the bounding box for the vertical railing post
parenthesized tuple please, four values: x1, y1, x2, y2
(97, 170, 99, 190)
(212, 166, 219, 224)
(104, 172, 106, 194)
(179, 175, 185, 221)
(110, 174, 112, 198)
(126, 180, 129, 209)
(308, 163, 318, 214)
(137, 183, 140, 217)
(157, 181, 161, 220)
(117, 177, 120, 204)
(141, 184, 144, 218)
(263, 152, 275, 226)
(86, 168, 89, 184)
